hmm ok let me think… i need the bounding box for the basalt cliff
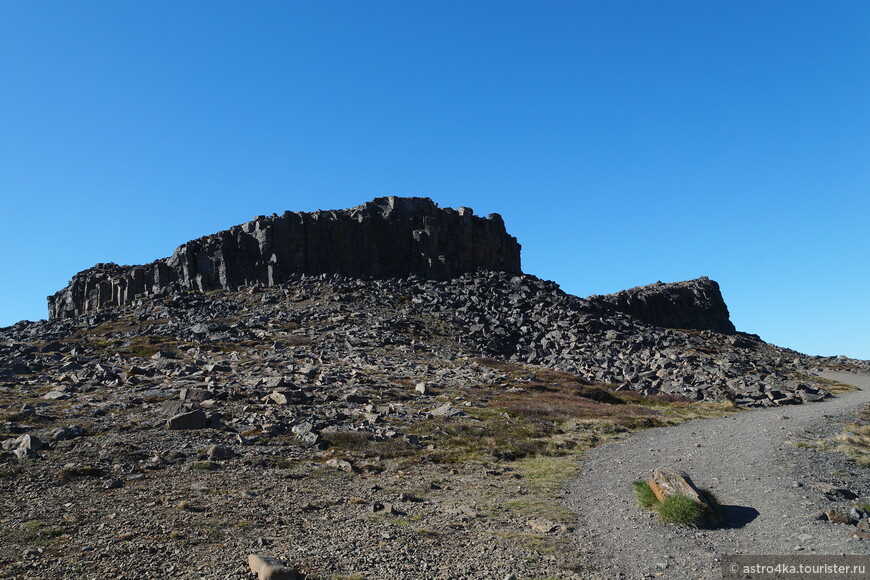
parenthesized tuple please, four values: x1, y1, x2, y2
(48, 197, 521, 320)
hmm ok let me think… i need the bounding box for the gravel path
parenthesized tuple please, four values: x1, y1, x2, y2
(566, 372, 870, 580)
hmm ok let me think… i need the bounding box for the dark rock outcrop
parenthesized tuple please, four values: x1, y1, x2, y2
(588, 277, 736, 334)
(48, 197, 522, 319)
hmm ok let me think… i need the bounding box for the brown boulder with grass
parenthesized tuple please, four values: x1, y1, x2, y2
(644, 467, 723, 527)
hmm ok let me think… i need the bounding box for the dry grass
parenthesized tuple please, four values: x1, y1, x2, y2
(834, 404, 870, 466)
(498, 388, 660, 425)
(513, 455, 579, 501)
(410, 411, 558, 462)
(323, 429, 416, 459)
(408, 358, 741, 465)
(788, 404, 870, 466)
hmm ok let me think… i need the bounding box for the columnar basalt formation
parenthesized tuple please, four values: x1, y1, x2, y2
(48, 197, 522, 319)
(588, 277, 737, 334)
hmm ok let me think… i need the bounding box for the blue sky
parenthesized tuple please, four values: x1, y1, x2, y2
(1, 1, 867, 359)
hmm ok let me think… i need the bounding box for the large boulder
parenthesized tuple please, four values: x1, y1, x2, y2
(589, 277, 736, 334)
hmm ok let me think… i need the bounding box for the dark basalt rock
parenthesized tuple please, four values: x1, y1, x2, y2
(48, 197, 522, 319)
(588, 277, 736, 334)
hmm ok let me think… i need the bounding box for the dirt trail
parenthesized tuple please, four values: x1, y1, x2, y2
(565, 372, 870, 579)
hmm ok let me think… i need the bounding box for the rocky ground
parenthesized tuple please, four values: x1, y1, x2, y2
(566, 372, 870, 580)
(2, 271, 868, 579)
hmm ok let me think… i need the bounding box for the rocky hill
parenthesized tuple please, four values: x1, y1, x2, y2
(40, 196, 867, 406)
(2, 197, 868, 579)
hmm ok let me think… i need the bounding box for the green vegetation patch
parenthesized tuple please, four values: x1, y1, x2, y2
(632, 480, 657, 508)
(656, 494, 708, 526)
(1, 521, 67, 545)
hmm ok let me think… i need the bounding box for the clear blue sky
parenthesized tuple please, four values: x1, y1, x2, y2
(1, 1, 867, 359)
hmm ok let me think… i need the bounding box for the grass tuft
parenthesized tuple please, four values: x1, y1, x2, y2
(190, 460, 217, 471)
(655, 494, 707, 526)
(632, 480, 657, 509)
(325, 430, 371, 452)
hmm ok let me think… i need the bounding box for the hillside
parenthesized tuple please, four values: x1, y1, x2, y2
(2, 198, 868, 579)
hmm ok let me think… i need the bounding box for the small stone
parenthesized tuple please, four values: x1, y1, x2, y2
(167, 409, 208, 430)
(430, 403, 466, 418)
(325, 458, 354, 473)
(263, 377, 287, 389)
(207, 445, 236, 460)
(51, 426, 84, 441)
(398, 492, 422, 503)
(104, 478, 124, 490)
(527, 518, 559, 534)
(247, 554, 298, 580)
(14, 447, 37, 460)
(5, 434, 43, 451)
(810, 482, 858, 501)
(268, 391, 290, 405)
(823, 509, 855, 525)
(179, 388, 213, 402)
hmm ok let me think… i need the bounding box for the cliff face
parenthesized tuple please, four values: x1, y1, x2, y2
(588, 277, 736, 334)
(48, 197, 522, 319)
